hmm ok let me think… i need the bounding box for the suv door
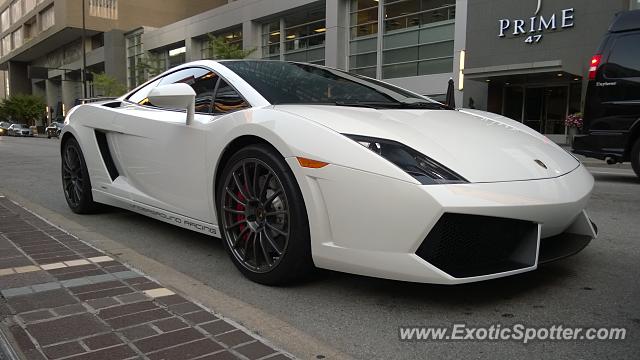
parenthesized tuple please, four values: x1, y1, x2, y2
(111, 67, 219, 221)
(597, 32, 640, 140)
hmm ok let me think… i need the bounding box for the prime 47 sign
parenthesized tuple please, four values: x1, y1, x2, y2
(498, 0, 575, 44)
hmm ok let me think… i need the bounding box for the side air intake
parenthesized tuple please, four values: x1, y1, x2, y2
(95, 130, 119, 181)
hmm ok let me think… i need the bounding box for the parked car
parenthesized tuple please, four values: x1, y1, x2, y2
(60, 60, 596, 285)
(46, 122, 64, 138)
(8, 123, 33, 137)
(0, 121, 11, 136)
(572, 9, 640, 178)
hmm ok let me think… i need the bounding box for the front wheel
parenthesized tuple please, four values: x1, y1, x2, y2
(61, 137, 101, 213)
(217, 144, 313, 285)
(631, 138, 640, 179)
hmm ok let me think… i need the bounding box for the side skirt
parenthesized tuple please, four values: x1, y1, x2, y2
(92, 190, 221, 238)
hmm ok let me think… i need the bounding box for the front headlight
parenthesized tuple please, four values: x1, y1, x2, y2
(344, 134, 468, 185)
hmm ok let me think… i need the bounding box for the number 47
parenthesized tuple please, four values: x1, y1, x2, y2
(525, 35, 543, 44)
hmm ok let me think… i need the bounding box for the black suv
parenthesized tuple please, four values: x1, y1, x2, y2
(573, 10, 640, 178)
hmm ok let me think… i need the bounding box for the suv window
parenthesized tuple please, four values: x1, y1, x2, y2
(160, 67, 218, 113)
(214, 79, 249, 114)
(605, 33, 640, 79)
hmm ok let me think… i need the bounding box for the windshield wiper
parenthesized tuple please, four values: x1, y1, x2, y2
(333, 100, 392, 109)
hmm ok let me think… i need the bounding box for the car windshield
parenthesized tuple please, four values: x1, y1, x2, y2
(222, 61, 447, 109)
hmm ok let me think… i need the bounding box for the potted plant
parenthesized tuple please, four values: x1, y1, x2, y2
(565, 112, 583, 146)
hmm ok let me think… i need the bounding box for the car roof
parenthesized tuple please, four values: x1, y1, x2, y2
(609, 9, 640, 33)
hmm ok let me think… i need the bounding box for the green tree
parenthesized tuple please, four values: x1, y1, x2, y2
(0, 94, 45, 126)
(92, 72, 127, 97)
(205, 34, 256, 60)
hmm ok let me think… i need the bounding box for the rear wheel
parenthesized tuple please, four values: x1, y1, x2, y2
(62, 137, 101, 213)
(632, 138, 640, 179)
(217, 144, 313, 285)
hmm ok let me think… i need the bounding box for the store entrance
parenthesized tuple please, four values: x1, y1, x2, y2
(503, 85, 569, 135)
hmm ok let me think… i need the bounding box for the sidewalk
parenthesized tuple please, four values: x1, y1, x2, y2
(0, 195, 292, 360)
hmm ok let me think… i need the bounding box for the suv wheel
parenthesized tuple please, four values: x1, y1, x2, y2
(632, 138, 640, 179)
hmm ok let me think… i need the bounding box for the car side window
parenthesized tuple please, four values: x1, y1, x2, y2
(127, 78, 161, 105)
(605, 33, 640, 79)
(160, 67, 218, 113)
(214, 79, 249, 114)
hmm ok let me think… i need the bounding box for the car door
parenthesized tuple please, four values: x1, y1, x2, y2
(110, 67, 219, 222)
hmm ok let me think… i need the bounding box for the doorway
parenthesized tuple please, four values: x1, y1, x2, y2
(503, 85, 569, 136)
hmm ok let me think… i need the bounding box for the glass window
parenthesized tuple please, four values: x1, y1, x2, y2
(261, 21, 280, 59)
(168, 45, 186, 68)
(1, 35, 10, 55)
(127, 78, 161, 105)
(126, 32, 144, 88)
(40, 5, 54, 31)
(24, 0, 35, 13)
(159, 67, 218, 113)
(11, 29, 22, 49)
(201, 28, 243, 60)
(350, 0, 378, 39)
(223, 61, 445, 109)
(11, 0, 22, 23)
(214, 79, 249, 114)
(1, 9, 9, 32)
(605, 33, 640, 79)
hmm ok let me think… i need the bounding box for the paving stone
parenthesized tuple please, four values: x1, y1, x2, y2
(153, 317, 188, 332)
(115, 292, 148, 304)
(105, 308, 172, 329)
(64, 259, 90, 267)
(19, 309, 55, 323)
(146, 338, 223, 360)
(103, 265, 129, 273)
(8, 289, 76, 313)
(262, 354, 293, 360)
(98, 301, 157, 320)
(64, 344, 136, 360)
(42, 341, 86, 359)
(0, 267, 15, 276)
(198, 351, 242, 360)
(122, 276, 149, 285)
(0, 257, 31, 269)
(144, 288, 175, 298)
(68, 280, 124, 294)
(55, 269, 106, 281)
(83, 333, 123, 350)
(133, 328, 204, 353)
(112, 271, 140, 280)
(0, 271, 55, 290)
(31, 282, 61, 292)
(48, 264, 98, 275)
(84, 297, 119, 310)
(235, 341, 278, 360)
(87, 256, 113, 263)
(40, 262, 67, 270)
(153, 294, 187, 306)
(183, 310, 219, 325)
(76, 287, 133, 301)
(168, 302, 202, 315)
(200, 320, 236, 336)
(61, 278, 92, 288)
(52, 303, 87, 316)
(131, 281, 162, 291)
(14, 265, 40, 273)
(119, 324, 159, 341)
(26, 313, 108, 346)
(9, 325, 36, 351)
(1, 286, 33, 297)
(215, 329, 255, 347)
(86, 273, 117, 283)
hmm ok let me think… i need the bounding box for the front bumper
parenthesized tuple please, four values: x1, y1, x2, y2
(292, 160, 595, 284)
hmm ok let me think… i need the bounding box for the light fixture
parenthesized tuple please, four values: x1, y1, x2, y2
(286, 34, 296, 39)
(573, 77, 580, 81)
(270, 31, 280, 36)
(314, 28, 326, 33)
(557, 73, 563, 77)
(457, 49, 465, 91)
(168, 46, 186, 57)
(485, 79, 491, 82)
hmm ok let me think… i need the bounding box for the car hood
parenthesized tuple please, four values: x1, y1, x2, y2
(274, 105, 580, 183)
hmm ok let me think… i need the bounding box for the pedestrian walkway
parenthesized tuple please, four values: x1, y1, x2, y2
(0, 195, 292, 360)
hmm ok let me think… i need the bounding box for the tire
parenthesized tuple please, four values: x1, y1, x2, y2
(47, 135, 51, 139)
(216, 144, 314, 285)
(61, 137, 101, 214)
(632, 138, 640, 179)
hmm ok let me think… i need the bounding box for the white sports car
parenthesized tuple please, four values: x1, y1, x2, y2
(60, 60, 597, 285)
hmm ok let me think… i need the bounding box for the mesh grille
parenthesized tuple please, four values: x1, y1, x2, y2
(416, 213, 538, 278)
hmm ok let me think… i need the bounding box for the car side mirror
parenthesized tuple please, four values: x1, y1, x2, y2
(147, 83, 196, 125)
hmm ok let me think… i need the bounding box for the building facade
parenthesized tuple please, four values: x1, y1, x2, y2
(0, 0, 227, 125)
(462, 0, 635, 143)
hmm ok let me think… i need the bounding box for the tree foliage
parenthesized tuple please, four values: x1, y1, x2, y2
(205, 34, 256, 60)
(0, 94, 45, 126)
(92, 72, 127, 97)
(135, 52, 165, 83)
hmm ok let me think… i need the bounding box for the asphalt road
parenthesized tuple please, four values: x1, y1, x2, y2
(1, 136, 639, 359)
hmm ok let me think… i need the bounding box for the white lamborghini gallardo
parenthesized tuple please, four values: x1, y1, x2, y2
(60, 60, 597, 285)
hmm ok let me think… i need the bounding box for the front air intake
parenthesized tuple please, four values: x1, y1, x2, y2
(416, 213, 539, 278)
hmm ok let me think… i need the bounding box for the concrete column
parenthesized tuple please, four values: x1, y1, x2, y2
(61, 74, 81, 116)
(324, 0, 349, 69)
(452, 0, 467, 108)
(242, 20, 261, 59)
(45, 79, 61, 121)
(186, 37, 198, 61)
(103, 30, 127, 86)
